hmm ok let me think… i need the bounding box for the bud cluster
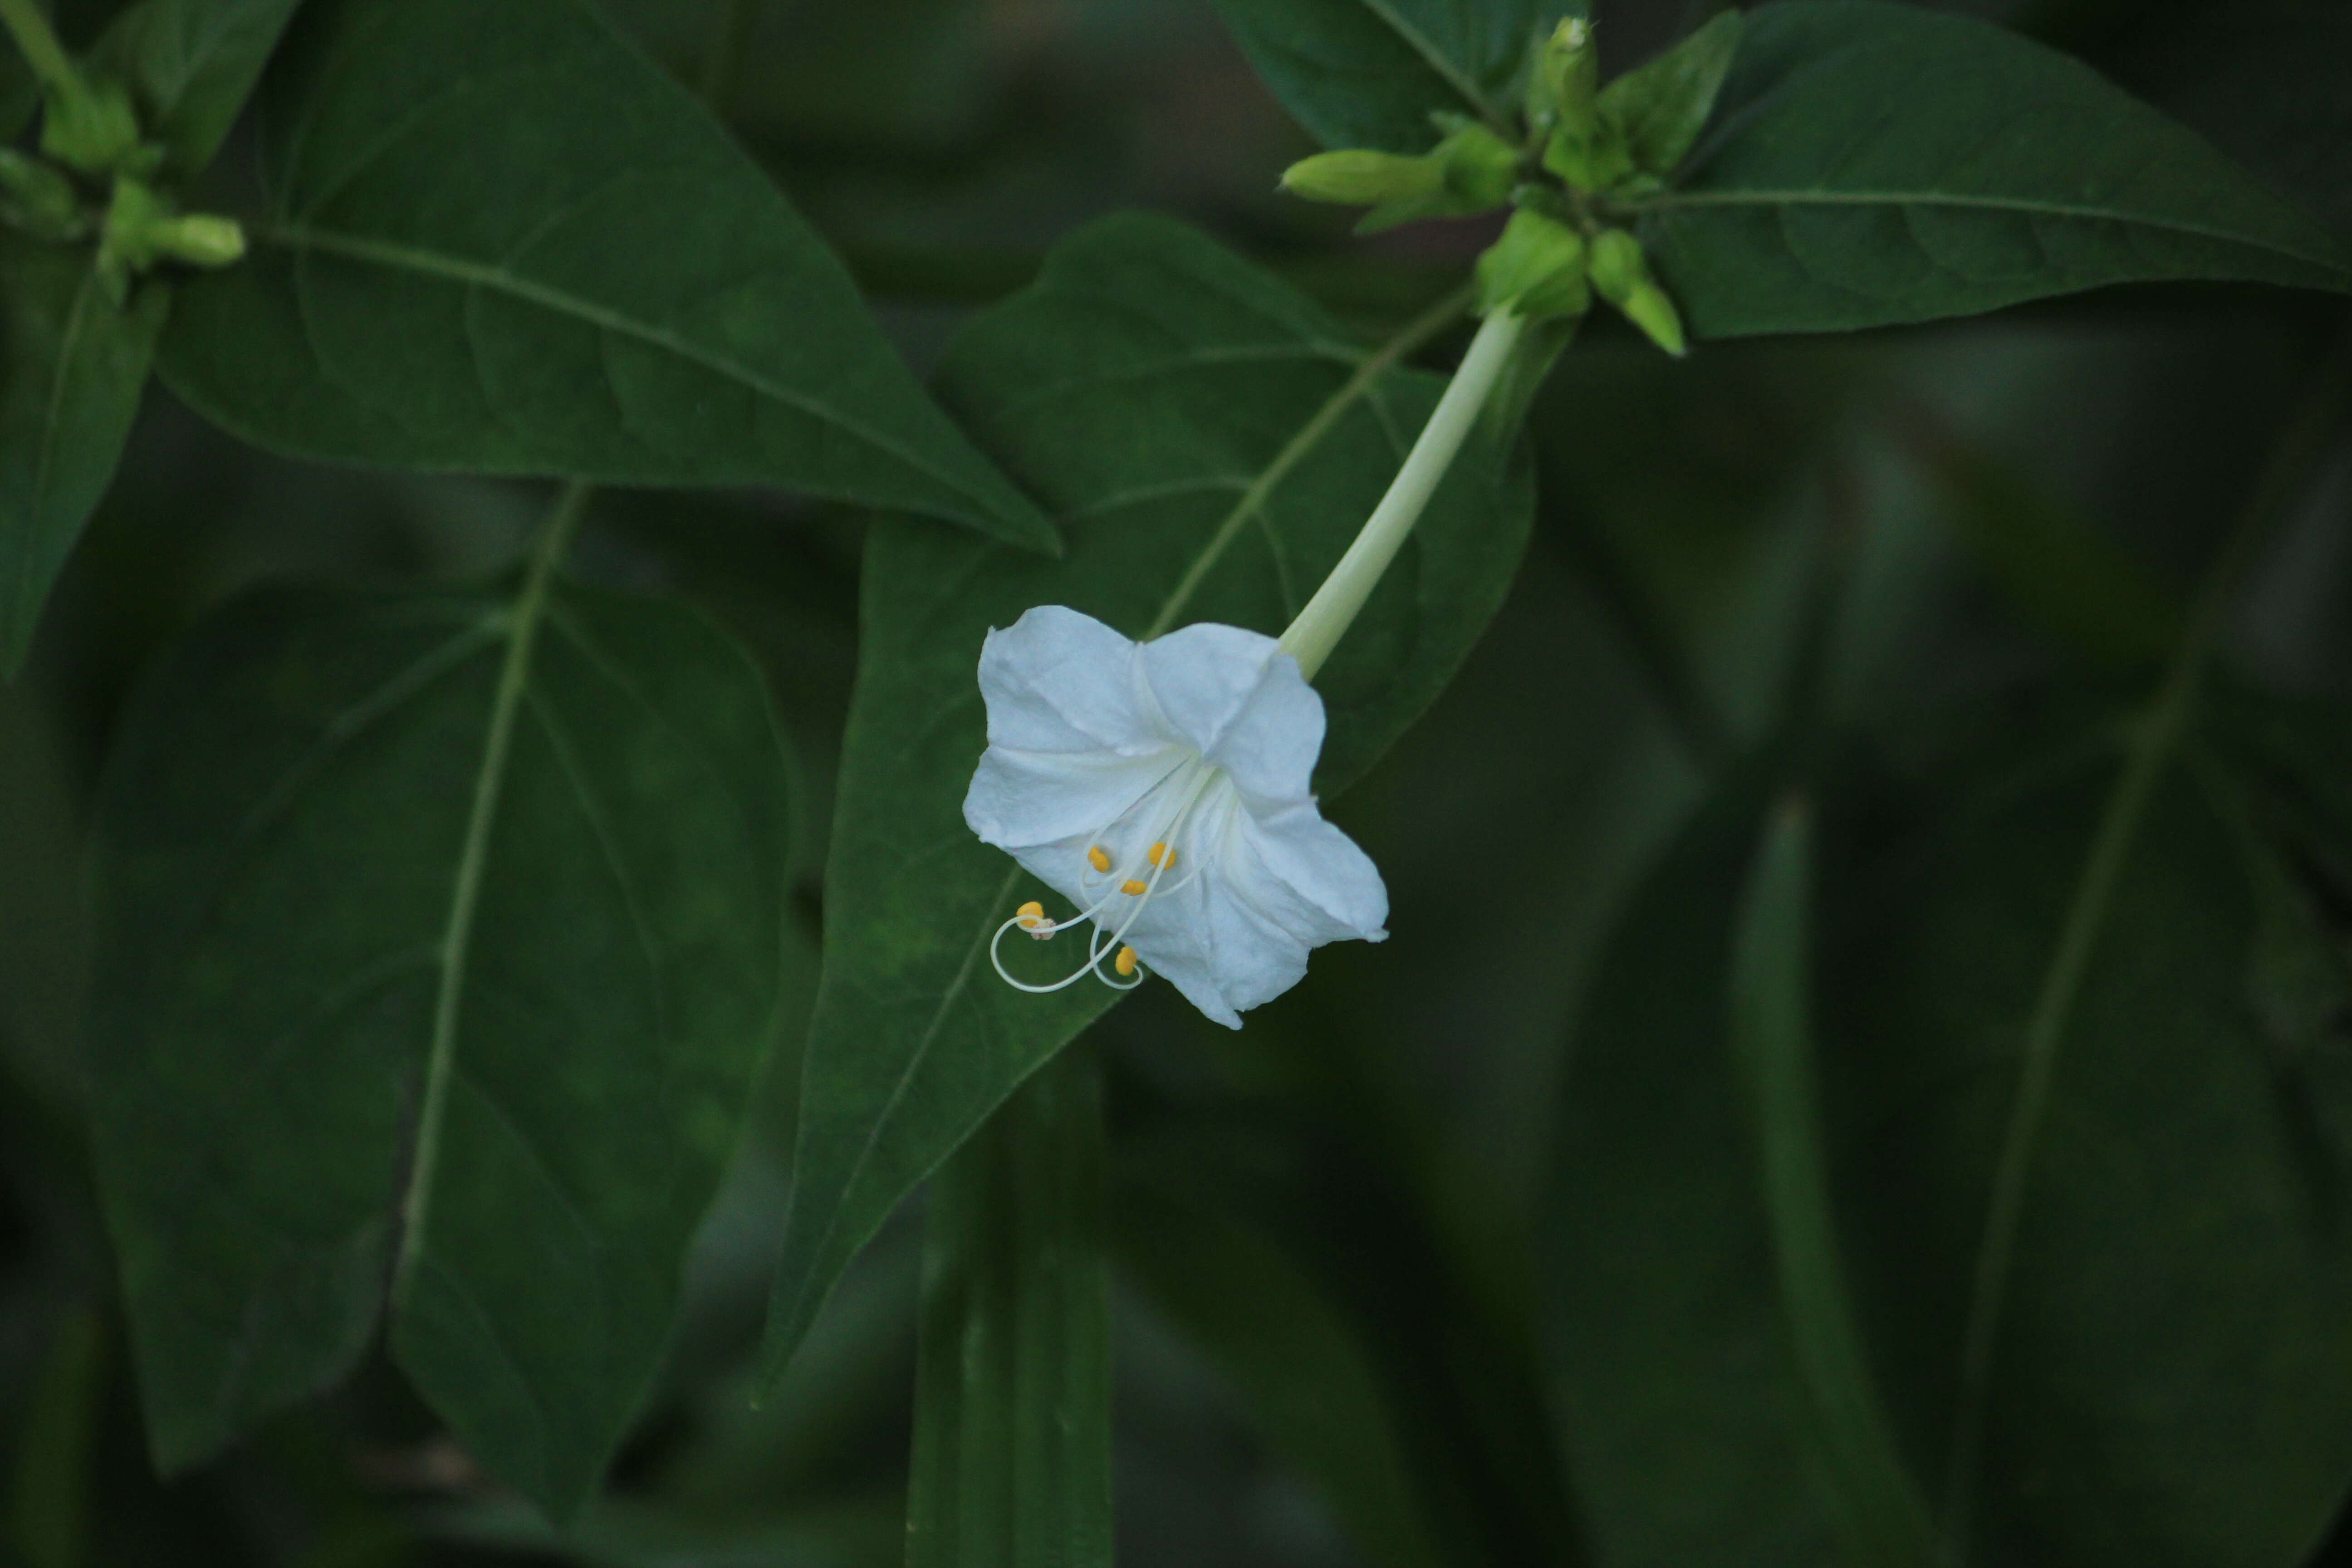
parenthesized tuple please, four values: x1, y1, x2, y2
(0, 10, 249, 299)
(1276, 11, 1746, 360)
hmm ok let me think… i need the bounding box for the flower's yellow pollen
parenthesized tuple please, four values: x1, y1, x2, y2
(1087, 845, 1111, 873)
(1014, 900, 1050, 938)
(1121, 878, 1148, 896)
(1115, 946, 1139, 977)
(1147, 842, 1176, 868)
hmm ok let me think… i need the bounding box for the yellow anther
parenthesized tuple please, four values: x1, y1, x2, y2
(1087, 845, 1111, 873)
(1147, 842, 1176, 869)
(1014, 900, 1049, 936)
(1121, 878, 1148, 896)
(1115, 946, 1139, 977)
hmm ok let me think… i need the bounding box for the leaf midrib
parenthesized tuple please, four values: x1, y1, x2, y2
(774, 285, 1473, 1361)
(1634, 188, 2350, 274)
(254, 222, 1019, 529)
(1348, 0, 1507, 134)
(394, 487, 588, 1297)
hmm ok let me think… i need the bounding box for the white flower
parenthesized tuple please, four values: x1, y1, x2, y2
(962, 605, 1388, 1029)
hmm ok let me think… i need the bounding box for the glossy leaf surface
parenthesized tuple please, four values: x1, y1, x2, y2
(1639, 1, 2352, 337)
(89, 0, 309, 172)
(908, 1047, 1112, 1568)
(157, 0, 1053, 549)
(760, 212, 1531, 1380)
(1210, 0, 1582, 152)
(0, 238, 165, 676)
(88, 569, 791, 1523)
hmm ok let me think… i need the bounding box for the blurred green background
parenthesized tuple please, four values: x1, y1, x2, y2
(4, 0, 2350, 1562)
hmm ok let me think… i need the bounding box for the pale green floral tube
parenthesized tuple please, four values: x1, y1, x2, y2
(1275, 307, 1526, 679)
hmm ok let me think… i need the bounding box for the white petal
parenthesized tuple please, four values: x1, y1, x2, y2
(963, 745, 1181, 856)
(1138, 623, 1323, 801)
(977, 605, 1161, 755)
(1228, 798, 1389, 944)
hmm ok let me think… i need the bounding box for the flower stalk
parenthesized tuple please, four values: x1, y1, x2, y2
(1275, 306, 1526, 680)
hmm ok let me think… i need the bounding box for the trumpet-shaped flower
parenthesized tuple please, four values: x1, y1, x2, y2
(962, 605, 1387, 1028)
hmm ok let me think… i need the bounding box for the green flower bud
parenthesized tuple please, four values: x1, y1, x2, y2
(1529, 17, 1598, 142)
(40, 80, 142, 176)
(152, 212, 246, 268)
(1476, 208, 1590, 322)
(0, 149, 85, 240)
(1585, 228, 1687, 356)
(1439, 122, 1519, 209)
(1279, 149, 1444, 206)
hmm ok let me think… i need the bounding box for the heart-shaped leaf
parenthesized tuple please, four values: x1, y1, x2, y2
(760, 212, 1531, 1381)
(89, 543, 792, 1523)
(156, 0, 1053, 550)
(1636, 1, 2352, 337)
(0, 237, 166, 676)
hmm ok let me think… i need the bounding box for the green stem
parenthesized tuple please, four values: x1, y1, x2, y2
(394, 481, 592, 1295)
(1940, 344, 2352, 1553)
(1277, 308, 1526, 679)
(1144, 283, 1474, 642)
(0, 0, 74, 93)
(908, 1045, 1112, 1568)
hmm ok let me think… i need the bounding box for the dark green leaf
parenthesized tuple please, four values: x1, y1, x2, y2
(0, 235, 166, 677)
(156, 0, 1054, 550)
(1821, 750, 2352, 1564)
(760, 213, 1530, 1380)
(1596, 9, 1740, 180)
(1, 30, 33, 140)
(88, 553, 792, 1523)
(1728, 801, 1939, 1566)
(908, 1046, 1112, 1568)
(1635, 1, 2352, 338)
(1209, 0, 1581, 152)
(5, 1309, 106, 1568)
(88, 0, 308, 173)
(1544, 784, 1898, 1567)
(1904, 418, 2184, 669)
(1116, 1181, 1446, 1568)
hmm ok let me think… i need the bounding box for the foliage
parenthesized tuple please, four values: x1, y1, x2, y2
(1, 0, 2349, 1563)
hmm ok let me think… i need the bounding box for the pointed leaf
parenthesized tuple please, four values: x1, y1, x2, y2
(908, 1046, 1112, 1568)
(88, 0, 309, 173)
(1820, 755, 2352, 1564)
(1596, 9, 1740, 179)
(760, 213, 1530, 1380)
(1636, 1, 2352, 338)
(1209, 0, 1583, 152)
(88, 563, 792, 1522)
(0, 236, 166, 676)
(155, 0, 1054, 550)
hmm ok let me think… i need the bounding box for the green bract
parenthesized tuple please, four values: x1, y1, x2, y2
(1476, 209, 1589, 321)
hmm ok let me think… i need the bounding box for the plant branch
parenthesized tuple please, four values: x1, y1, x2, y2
(1940, 338, 2352, 1552)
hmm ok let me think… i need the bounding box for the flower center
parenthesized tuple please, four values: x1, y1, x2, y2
(989, 753, 1223, 995)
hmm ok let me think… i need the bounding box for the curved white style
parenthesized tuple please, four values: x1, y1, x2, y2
(962, 604, 1388, 1028)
